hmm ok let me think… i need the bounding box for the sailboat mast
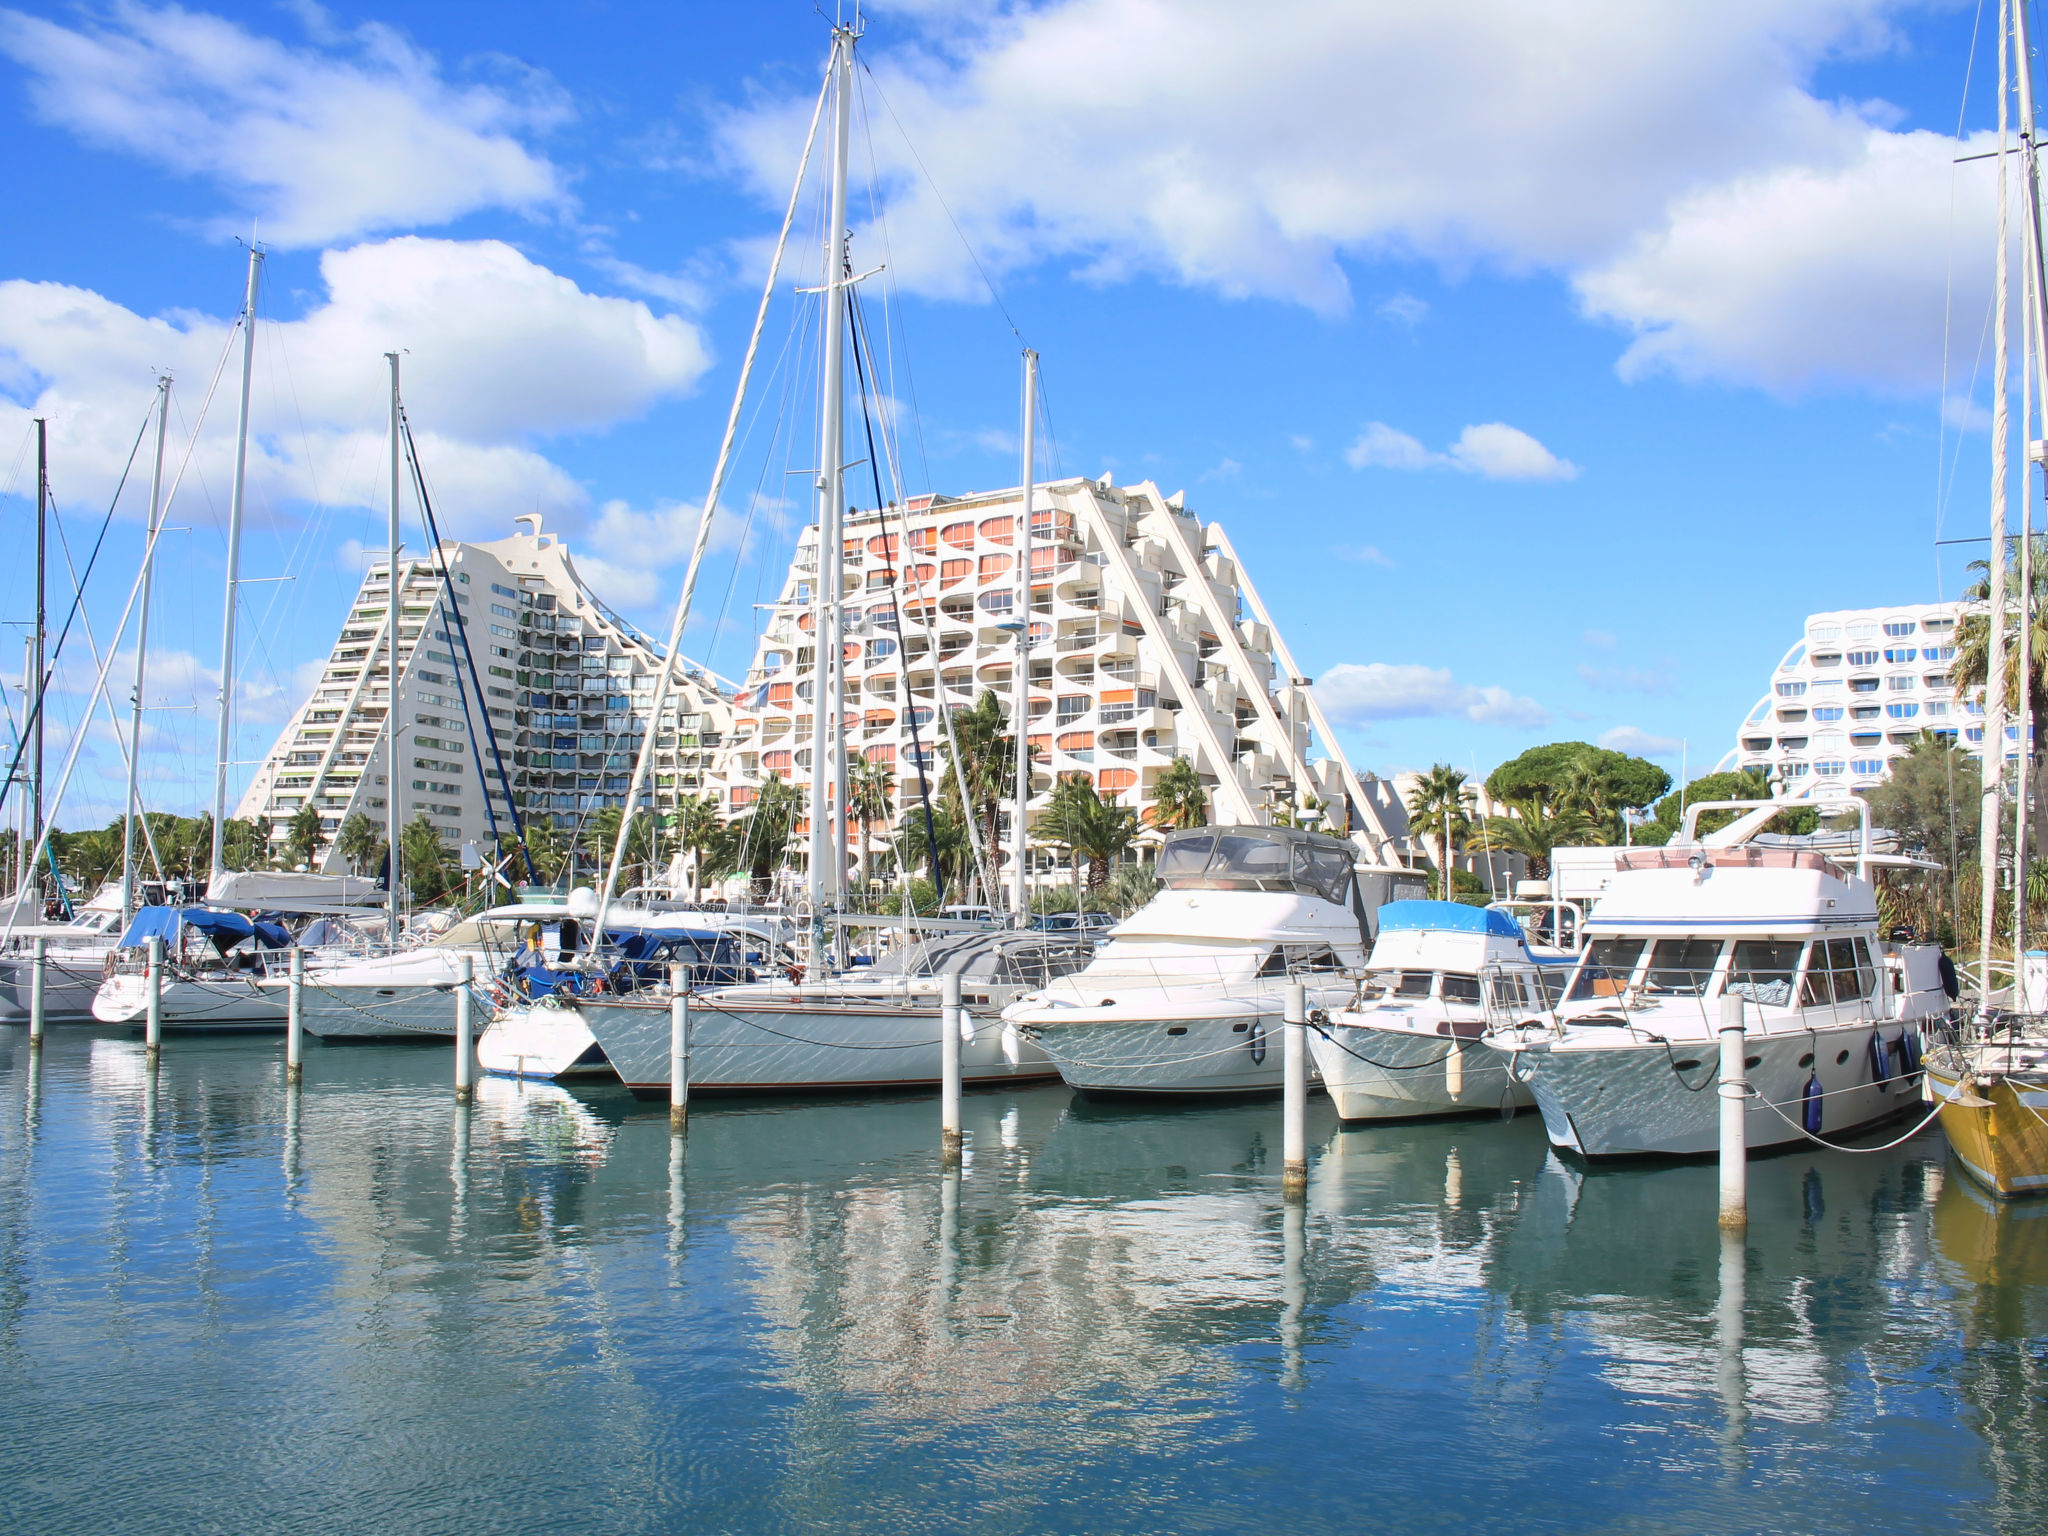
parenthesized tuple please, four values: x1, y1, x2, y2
(808, 26, 853, 975)
(1985, 0, 2013, 1004)
(1012, 349, 1037, 926)
(31, 416, 45, 910)
(385, 352, 403, 946)
(2010, 0, 2048, 977)
(210, 245, 263, 882)
(122, 376, 170, 926)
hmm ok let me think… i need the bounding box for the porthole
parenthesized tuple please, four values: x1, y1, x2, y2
(1836, 1049, 1850, 1065)
(1166, 1025, 1188, 1036)
(1745, 1055, 1762, 1070)
(1673, 1059, 1702, 1071)
(1231, 1021, 1249, 1033)
(1799, 1053, 1815, 1067)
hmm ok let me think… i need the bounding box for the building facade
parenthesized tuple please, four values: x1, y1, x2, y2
(1724, 601, 1974, 796)
(721, 475, 1406, 890)
(238, 516, 736, 869)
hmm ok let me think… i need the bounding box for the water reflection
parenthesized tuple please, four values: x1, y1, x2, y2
(1, 1031, 2046, 1533)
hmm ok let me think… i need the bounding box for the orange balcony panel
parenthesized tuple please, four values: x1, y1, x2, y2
(940, 521, 975, 549)
(978, 514, 1014, 544)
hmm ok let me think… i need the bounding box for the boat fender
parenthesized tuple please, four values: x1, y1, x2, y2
(1445, 1040, 1464, 1099)
(1802, 1073, 1824, 1134)
(1248, 1021, 1267, 1065)
(1869, 1032, 1893, 1092)
(1000, 1021, 1022, 1065)
(1899, 1028, 1923, 1076)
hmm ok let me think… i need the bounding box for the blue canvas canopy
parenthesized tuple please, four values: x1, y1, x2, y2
(117, 906, 292, 952)
(1376, 900, 1524, 940)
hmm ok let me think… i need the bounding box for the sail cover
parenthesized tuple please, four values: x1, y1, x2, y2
(205, 870, 387, 911)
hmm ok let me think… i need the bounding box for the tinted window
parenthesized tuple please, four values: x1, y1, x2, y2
(1212, 834, 1291, 883)
(1726, 939, 1802, 1007)
(1566, 938, 1646, 1001)
(1293, 844, 1355, 905)
(1156, 834, 1215, 884)
(1642, 938, 1724, 996)
(1440, 973, 1481, 1005)
(1394, 971, 1434, 998)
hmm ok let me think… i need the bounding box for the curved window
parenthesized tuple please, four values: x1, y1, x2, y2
(1883, 620, 1916, 638)
(1847, 622, 1879, 643)
(1811, 706, 1844, 722)
(1849, 678, 1879, 694)
(1925, 699, 1950, 717)
(1809, 652, 1842, 667)
(1886, 675, 1915, 692)
(1851, 758, 1886, 774)
(1886, 702, 1920, 719)
(1808, 623, 1843, 643)
(1883, 647, 1916, 663)
(865, 637, 898, 663)
(1846, 650, 1880, 667)
(1782, 761, 1810, 777)
(977, 590, 1014, 615)
(1925, 673, 1950, 689)
(1927, 645, 1956, 662)
(1965, 727, 1986, 744)
(1775, 681, 1807, 698)
(1849, 731, 1882, 747)
(1814, 759, 1845, 776)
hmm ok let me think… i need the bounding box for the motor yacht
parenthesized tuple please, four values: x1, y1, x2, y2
(554, 928, 1093, 1093)
(1485, 799, 1950, 1159)
(1005, 825, 1370, 1098)
(1308, 901, 1546, 1121)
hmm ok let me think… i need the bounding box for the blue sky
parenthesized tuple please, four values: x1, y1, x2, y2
(0, 0, 2019, 826)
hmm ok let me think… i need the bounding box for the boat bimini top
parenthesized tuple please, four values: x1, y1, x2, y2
(1155, 825, 1358, 904)
(865, 929, 1097, 990)
(117, 906, 293, 954)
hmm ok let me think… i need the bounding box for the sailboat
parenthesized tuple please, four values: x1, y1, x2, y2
(1924, 0, 2048, 1196)
(480, 22, 1095, 1089)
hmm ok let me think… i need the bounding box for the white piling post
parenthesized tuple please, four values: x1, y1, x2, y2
(668, 962, 689, 1131)
(28, 936, 45, 1050)
(941, 970, 963, 1160)
(286, 946, 304, 1084)
(1718, 993, 1748, 1230)
(1283, 981, 1308, 1195)
(454, 954, 474, 1103)
(144, 935, 163, 1065)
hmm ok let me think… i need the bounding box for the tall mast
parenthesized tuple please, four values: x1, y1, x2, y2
(122, 376, 171, 926)
(1985, 0, 2013, 1004)
(385, 352, 403, 947)
(209, 245, 263, 883)
(31, 416, 45, 910)
(1012, 349, 1037, 925)
(807, 25, 853, 977)
(2011, 0, 2048, 979)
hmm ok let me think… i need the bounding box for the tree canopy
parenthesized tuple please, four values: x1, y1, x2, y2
(1485, 742, 1670, 812)
(1632, 769, 1817, 844)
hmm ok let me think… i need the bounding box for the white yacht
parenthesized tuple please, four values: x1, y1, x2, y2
(1005, 825, 1370, 1098)
(91, 906, 324, 1032)
(1484, 799, 1950, 1159)
(497, 928, 1091, 1090)
(0, 883, 141, 1023)
(1309, 901, 1547, 1121)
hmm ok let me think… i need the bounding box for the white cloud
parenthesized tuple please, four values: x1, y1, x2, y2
(0, 3, 569, 246)
(1345, 420, 1577, 480)
(1345, 422, 1437, 471)
(1317, 662, 1549, 730)
(1333, 544, 1394, 567)
(1446, 423, 1579, 481)
(1377, 292, 1429, 326)
(1599, 725, 1686, 757)
(0, 237, 711, 534)
(572, 498, 706, 608)
(716, 0, 1971, 392)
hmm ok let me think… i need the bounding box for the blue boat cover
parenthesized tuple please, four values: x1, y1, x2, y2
(116, 906, 292, 951)
(1377, 900, 1524, 939)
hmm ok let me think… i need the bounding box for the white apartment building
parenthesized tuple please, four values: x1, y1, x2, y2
(239, 517, 737, 869)
(723, 475, 1407, 887)
(1725, 601, 1975, 796)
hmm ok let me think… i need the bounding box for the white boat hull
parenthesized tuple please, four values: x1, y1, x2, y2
(91, 970, 286, 1031)
(1311, 1018, 1535, 1121)
(580, 993, 1057, 1093)
(1024, 1001, 1292, 1097)
(1492, 1020, 1926, 1158)
(476, 1000, 612, 1080)
(296, 981, 461, 1039)
(0, 950, 114, 1023)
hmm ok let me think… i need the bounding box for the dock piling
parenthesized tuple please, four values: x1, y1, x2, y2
(1718, 993, 1747, 1230)
(1282, 981, 1308, 1195)
(454, 955, 474, 1103)
(941, 971, 963, 1160)
(28, 936, 45, 1050)
(668, 963, 689, 1131)
(144, 936, 163, 1066)
(286, 947, 304, 1084)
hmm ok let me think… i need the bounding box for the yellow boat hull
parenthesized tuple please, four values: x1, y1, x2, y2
(1929, 1060, 2048, 1199)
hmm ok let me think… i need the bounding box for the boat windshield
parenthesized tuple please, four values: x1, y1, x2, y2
(1564, 937, 1647, 1002)
(1156, 829, 1355, 903)
(1726, 939, 1802, 1007)
(1640, 938, 1725, 997)
(1362, 969, 1435, 1000)
(1440, 973, 1481, 1005)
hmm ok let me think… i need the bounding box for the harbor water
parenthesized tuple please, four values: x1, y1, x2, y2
(2, 1028, 2045, 1534)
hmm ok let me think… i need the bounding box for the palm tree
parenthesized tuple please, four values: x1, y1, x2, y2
(1149, 755, 1208, 830)
(670, 792, 726, 902)
(53, 822, 122, 895)
(1466, 795, 1599, 881)
(1040, 774, 1139, 897)
(1954, 538, 2048, 855)
(337, 811, 383, 877)
(1037, 772, 1094, 909)
(733, 772, 804, 898)
(848, 755, 897, 889)
(1405, 765, 1474, 900)
(1558, 763, 1625, 844)
(285, 803, 323, 870)
(939, 690, 1015, 876)
(399, 813, 452, 904)
(893, 802, 970, 896)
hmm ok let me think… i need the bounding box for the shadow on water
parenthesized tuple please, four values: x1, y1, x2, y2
(1, 1028, 2047, 1534)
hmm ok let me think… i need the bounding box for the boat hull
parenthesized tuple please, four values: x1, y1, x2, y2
(91, 971, 286, 1032)
(1025, 1007, 1285, 1098)
(476, 1000, 612, 1081)
(1927, 1059, 2048, 1197)
(1311, 1017, 1535, 1121)
(0, 950, 113, 1023)
(582, 994, 1058, 1094)
(1493, 1021, 1925, 1159)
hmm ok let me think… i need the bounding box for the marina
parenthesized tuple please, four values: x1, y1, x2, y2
(4, 1026, 2043, 1536)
